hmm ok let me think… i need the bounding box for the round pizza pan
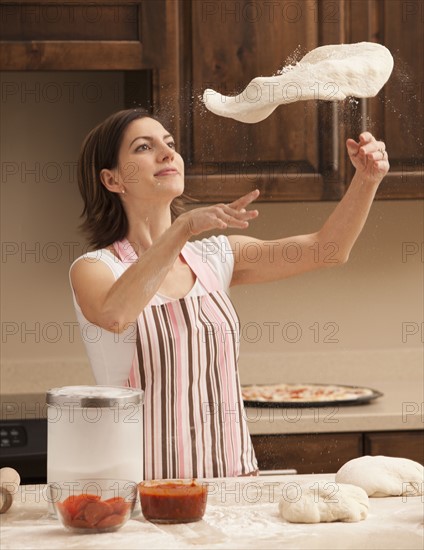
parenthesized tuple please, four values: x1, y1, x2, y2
(241, 383, 383, 408)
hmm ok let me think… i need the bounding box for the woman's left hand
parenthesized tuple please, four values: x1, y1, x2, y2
(346, 132, 390, 186)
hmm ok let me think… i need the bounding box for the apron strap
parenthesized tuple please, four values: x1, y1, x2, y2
(112, 238, 138, 266)
(113, 238, 223, 294)
(180, 244, 222, 293)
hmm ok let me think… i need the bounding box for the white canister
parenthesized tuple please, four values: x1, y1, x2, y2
(46, 386, 144, 483)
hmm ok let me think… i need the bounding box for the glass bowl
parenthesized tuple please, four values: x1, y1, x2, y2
(48, 479, 137, 534)
(138, 479, 208, 524)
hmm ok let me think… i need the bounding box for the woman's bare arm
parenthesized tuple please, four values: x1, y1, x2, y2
(70, 191, 259, 333)
(229, 132, 390, 285)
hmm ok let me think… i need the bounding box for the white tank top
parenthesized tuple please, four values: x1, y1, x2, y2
(69, 235, 234, 386)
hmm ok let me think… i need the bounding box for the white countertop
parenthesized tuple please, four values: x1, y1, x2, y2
(0, 474, 423, 550)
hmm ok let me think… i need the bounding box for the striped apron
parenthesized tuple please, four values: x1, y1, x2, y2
(113, 238, 258, 480)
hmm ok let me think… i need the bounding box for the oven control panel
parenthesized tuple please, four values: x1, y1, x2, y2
(0, 425, 27, 448)
(0, 419, 47, 484)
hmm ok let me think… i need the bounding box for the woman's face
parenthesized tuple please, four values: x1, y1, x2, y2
(115, 117, 184, 202)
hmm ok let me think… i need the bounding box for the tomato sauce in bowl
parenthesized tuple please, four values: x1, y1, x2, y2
(138, 479, 207, 523)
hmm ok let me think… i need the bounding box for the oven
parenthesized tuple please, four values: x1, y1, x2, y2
(0, 395, 47, 484)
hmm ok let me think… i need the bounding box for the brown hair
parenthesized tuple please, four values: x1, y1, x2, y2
(77, 108, 188, 250)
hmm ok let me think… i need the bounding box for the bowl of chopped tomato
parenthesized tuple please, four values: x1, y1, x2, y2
(48, 479, 137, 533)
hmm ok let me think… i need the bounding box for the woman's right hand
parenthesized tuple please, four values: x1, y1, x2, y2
(179, 189, 260, 236)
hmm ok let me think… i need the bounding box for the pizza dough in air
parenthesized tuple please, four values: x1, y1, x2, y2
(335, 456, 424, 497)
(279, 481, 369, 523)
(203, 42, 394, 123)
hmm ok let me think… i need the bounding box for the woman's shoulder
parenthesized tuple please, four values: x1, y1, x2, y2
(69, 246, 122, 275)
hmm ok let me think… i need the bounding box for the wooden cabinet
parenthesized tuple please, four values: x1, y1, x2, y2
(364, 431, 424, 465)
(252, 430, 424, 473)
(158, 0, 424, 201)
(251, 433, 363, 474)
(0, 0, 166, 70)
(347, 0, 424, 199)
(161, 0, 351, 202)
(1, 0, 422, 199)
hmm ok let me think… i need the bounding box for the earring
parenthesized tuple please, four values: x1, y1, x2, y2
(121, 189, 126, 195)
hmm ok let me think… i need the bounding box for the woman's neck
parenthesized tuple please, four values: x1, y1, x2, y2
(124, 202, 172, 255)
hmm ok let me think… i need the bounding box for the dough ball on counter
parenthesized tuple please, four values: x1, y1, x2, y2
(279, 481, 369, 523)
(0, 467, 20, 488)
(335, 456, 424, 497)
(0, 468, 20, 514)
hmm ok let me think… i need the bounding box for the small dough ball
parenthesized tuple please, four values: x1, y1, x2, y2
(279, 481, 369, 523)
(0, 467, 20, 489)
(336, 456, 424, 497)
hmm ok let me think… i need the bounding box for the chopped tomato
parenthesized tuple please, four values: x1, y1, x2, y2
(84, 501, 113, 526)
(74, 495, 101, 519)
(58, 493, 130, 530)
(96, 513, 125, 528)
(104, 496, 130, 516)
(61, 494, 100, 519)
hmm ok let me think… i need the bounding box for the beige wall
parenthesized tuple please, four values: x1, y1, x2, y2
(230, 199, 423, 355)
(1, 72, 124, 378)
(1, 72, 423, 392)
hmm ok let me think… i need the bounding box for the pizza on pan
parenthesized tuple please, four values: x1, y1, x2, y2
(241, 383, 376, 403)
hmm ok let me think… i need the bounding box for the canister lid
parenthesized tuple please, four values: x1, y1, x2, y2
(46, 385, 144, 408)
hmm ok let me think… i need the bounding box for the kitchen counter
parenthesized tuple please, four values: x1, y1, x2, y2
(241, 349, 423, 434)
(2, 348, 423, 435)
(0, 474, 422, 550)
(245, 377, 424, 434)
(2, 378, 422, 434)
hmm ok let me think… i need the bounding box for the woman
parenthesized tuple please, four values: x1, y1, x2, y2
(70, 109, 389, 480)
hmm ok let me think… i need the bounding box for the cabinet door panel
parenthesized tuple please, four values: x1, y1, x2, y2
(348, 0, 424, 198)
(191, 0, 319, 165)
(0, 1, 167, 70)
(252, 433, 363, 474)
(183, 0, 347, 201)
(364, 431, 424, 465)
(1, 4, 138, 40)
